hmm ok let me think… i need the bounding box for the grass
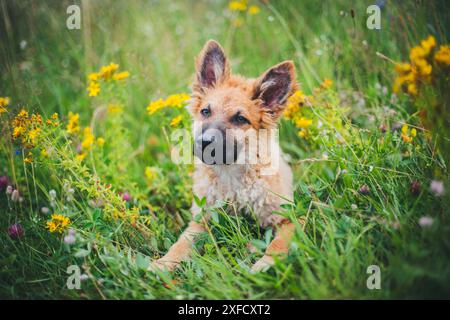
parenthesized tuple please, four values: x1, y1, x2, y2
(0, 0, 449, 299)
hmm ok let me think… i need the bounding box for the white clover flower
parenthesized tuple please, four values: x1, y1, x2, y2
(430, 180, 444, 197)
(11, 189, 20, 202)
(418, 216, 434, 228)
(64, 234, 76, 245)
(49, 189, 57, 199)
(41, 207, 50, 214)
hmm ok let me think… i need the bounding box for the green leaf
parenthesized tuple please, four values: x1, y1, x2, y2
(135, 253, 150, 270)
(251, 239, 267, 251)
(74, 248, 90, 258)
(265, 228, 273, 246)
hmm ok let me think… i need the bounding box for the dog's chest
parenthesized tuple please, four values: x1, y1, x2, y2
(207, 167, 267, 212)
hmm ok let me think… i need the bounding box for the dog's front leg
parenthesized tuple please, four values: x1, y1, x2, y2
(251, 220, 296, 273)
(150, 220, 206, 272)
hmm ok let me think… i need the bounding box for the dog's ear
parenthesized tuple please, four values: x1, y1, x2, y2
(252, 61, 296, 116)
(194, 40, 230, 92)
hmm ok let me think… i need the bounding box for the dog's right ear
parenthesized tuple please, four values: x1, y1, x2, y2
(194, 40, 230, 93)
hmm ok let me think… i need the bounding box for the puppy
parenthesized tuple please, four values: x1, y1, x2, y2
(151, 40, 297, 273)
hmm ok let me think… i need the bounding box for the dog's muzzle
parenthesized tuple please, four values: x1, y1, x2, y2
(193, 127, 238, 165)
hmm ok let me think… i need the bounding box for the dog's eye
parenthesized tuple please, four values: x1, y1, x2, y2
(200, 107, 211, 117)
(231, 113, 250, 125)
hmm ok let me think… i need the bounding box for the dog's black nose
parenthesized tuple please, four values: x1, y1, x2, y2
(201, 135, 215, 152)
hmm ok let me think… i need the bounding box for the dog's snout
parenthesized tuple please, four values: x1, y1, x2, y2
(201, 135, 215, 150)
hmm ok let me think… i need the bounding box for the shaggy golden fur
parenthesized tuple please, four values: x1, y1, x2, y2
(151, 40, 298, 273)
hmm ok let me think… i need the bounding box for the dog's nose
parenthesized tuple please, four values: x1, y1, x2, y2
(199, 135, 215, 152)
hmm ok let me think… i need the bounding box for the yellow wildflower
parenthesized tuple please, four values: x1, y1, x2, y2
(147, 98, 165, 115)
(28, 127, 41, 144)
(420, 35, 436, 54)
(298, 130, 306, 138)
(46, 113, 59, 127)
(0, 96, 10, 107)
(88, 73, 99, 81)
(401, 124, 408, 135)
(75, 153, 86, 162)
(81, 127, 95, 150)
(395, 63, 411, 74)
(248, 5, 260, 15)
(18, 109, 28, 118)
(229, 0, 247, 11)
(435, 45, 450, 66)
(108, 104, 124, 114)
(0, 97, 10, 113)
(165, 93, 190, 108)
(147, 93, 190, 115)
(407, 83, 418, 95)
(401, 134, 413, 143)
(284, 90, 306, 120)
(145, 166, 158, 182)
(24, 152, 33, 164)
(99, 62, 119, 80)
(401, 124, 416, 143)
(13, 126, 24, 139)
(113, 71, 130, 81)
(66, 112, 80, 134)
(410, 45, 427, 62)
(170, 115, 183, 127)
(294, 116, 313, 128)
(87, 81, 100, 97)
(320, 78, 333, 90)
(46, 214, 71, 233)
(97, 137, 105, 147)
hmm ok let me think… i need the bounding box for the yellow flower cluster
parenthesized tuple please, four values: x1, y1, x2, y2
(145, 166, 158, 183)
(66, 111, 80, 134)
(46, 214, 71, 233)
(170, 115, 183, 127)
(107, 103, 124, 114)
(401, 124, 417, 143)
(320, 78, 333, 90)
(111, 206, 140, 225)
(76, 126, 105, 162)
(435, 45, 450, 66)
(228, 1, 260, 15)
(284, 90, 313, 138)
(393, 36, 450, 96)
(283, 79, 333, 138)
(146, 93, 190, 115)
(86, 62, 130, 97)
(10, 109, 59, 163)
(0, 96, 10, 113)
(12, 109, 43, 147)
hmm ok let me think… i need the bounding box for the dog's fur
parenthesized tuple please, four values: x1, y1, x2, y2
(151, 40, 297, 272)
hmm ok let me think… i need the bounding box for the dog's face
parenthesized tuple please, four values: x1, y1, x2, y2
(190, 40, 296, 165)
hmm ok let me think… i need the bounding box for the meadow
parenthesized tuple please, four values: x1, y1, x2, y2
(0, 0, 449, 299)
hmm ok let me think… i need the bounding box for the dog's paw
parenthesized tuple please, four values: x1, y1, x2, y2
(250, 255, 274, 273)
(148, 258, 178, 273)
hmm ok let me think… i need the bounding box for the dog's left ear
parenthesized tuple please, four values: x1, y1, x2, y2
(252, 61, 296, 117)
